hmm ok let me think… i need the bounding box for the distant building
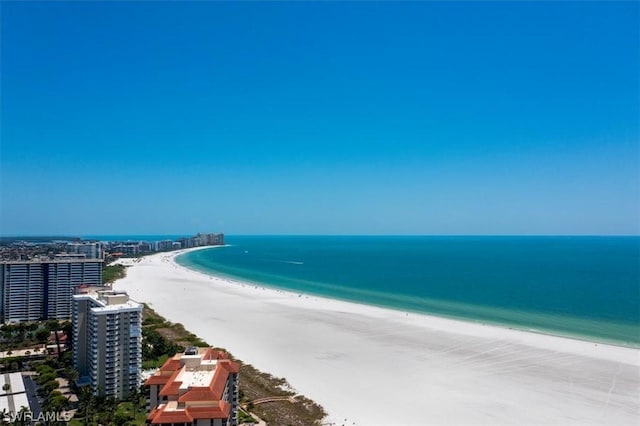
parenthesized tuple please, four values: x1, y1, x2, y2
(66, 242, 102, 260)
(146, 347, 239, 426)
(155, 240, 174, 252)
(208, 233, 224, 246)
(113, 243, 139, 255)
(138, 242, 153, 253)
(72, 291, 142, 400)
(194, 233, 225, 247)
(0, 259, 103, 323)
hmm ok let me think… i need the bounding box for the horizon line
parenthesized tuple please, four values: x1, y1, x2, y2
(1, 233, 639, 239)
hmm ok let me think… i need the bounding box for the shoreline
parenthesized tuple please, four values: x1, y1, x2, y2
(175, 247, 638, 350)
(170, 247, 637, 362)
(114, 247, 640, 425)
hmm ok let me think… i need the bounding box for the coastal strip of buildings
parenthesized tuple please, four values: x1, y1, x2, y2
(112, 233, 224, 256)
(0, 232, 224, 323)
(0, 232, 240, 424)
(1, 233, 224, 261)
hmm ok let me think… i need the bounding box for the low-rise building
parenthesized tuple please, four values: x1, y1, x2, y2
(146, 347, 239, 426)
(0, 373, 30, 418)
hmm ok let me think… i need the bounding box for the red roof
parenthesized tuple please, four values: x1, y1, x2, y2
(203, 348, 230, 360)
(148, 405, 193, 424)
(145, 357, 185, 387)
(178, 389, 216, 403)
(47, 331, 68, 344)
(148, 353, 239, 399)
(188, 401, 231, 419)
(146, 348, 240, 424)
(210, 360, 239, 399)
(159, 357, 182, 372)
(159, 368, 183, 396)
(148, 401, 231, 424)
(145, 375, 171, 386)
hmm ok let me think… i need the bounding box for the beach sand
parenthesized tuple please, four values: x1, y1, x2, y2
(113, 248, 640, 425)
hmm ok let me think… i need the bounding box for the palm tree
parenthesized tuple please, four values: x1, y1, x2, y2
(0, 324, 14, 343)
(77, 386, 95, 425)
(15, 323, 26, 342)
(94, 397, 117, 425)
(64, 367, 79, 393)
(129, 385, 141, 417)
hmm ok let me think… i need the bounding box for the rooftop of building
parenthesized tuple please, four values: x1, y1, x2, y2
(0, 373, 30, 415)
(91, 299, 142, 313)
(146, 347, 239, 402)
(147, 400, 231, 424)
(146, 347, 238, 424)
(74, 290, 143, 312)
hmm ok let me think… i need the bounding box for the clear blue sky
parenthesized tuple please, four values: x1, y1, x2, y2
(1, 1, 638, 236)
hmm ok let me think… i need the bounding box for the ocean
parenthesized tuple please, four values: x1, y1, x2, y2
(176, 236, 640, 346)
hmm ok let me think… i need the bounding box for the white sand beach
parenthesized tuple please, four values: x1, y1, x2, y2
(113, 248, 640, 425)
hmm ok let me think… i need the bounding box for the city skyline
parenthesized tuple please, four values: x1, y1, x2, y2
(1, 1, 638, 236)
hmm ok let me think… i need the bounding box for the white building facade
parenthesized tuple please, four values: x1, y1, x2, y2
(72, 291, 142, 399)
(0, 259, 103, 323)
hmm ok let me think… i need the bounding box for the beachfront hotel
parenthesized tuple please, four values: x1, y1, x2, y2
(0, 259, 103, 323)
(146, 347, 239, 426)
(72, 290, 142, 399)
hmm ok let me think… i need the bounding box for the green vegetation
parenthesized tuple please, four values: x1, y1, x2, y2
(238, 408, 257, 423)
(141, 306, 187, 368)
(102, 264, 126, 285)
(141, 327, 183, 368)
(70, 394, 147, 426)
(142, 306, 208, 349)
(0, 320, 71, 353)
(33, 364, 72, 418)
(0, 320, 71, 376)
(142, 354, 169, 370)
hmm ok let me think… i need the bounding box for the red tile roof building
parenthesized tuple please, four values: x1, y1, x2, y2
(146, 347, 239, 426)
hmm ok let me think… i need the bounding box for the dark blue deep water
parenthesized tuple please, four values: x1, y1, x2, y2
(177, 236, 640, 346)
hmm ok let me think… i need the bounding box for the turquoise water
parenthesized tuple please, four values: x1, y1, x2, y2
(176, 236, 640, 346)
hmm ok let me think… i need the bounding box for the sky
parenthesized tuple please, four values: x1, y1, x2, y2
(1, 1, 638, 236)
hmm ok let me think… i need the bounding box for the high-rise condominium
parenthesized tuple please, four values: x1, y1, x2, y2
(72, 290, 142, 399)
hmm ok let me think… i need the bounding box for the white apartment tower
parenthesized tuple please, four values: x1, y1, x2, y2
(0, 262, 44, 322)
(72, 291, 142, 399)
(0, 259, 103, 323)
